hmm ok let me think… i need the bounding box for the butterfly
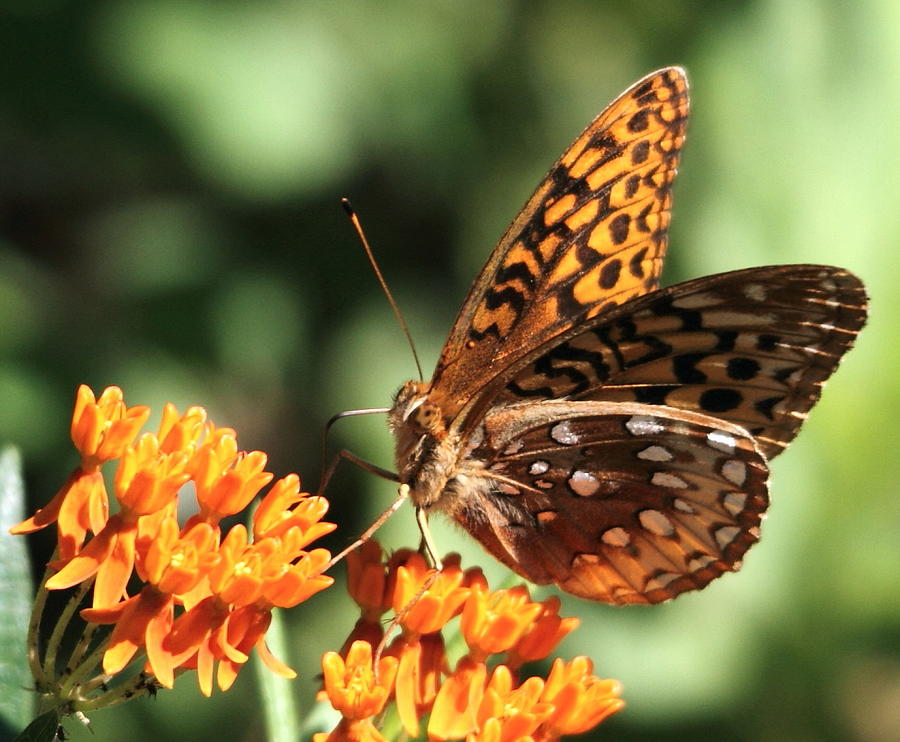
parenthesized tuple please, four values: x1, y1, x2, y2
(387, 67, 867, 604)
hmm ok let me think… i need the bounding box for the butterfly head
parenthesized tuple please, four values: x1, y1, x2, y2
(389, 380, 460, 507)
(390, 381, 446, 436)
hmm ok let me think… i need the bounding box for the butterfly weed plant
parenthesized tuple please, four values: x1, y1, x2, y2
(7, 385, 624, 740)
(6, 67, 866, 740)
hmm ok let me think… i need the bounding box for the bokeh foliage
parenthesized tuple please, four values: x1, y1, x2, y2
(2, 2, 898, 740)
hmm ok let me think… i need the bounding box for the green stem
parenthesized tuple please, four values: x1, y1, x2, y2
(76, 671, 153, 711)
(58, 632, 110, 697)
(64, 620, 101, 675)
(42, 578, 93, 680)
(27, 557, 57, 689)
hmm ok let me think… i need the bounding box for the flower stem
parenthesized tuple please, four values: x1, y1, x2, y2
(42, 578, 93, 681)
(79, 671, 155, 711)
(64, 620, 100, 675)
(58, 632, 110, 697)
(27, 558, 56, 689)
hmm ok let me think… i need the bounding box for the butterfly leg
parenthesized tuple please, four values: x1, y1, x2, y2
(325, 484, 410, 571)
(317, 406, 392, 494)
(415, 506, 444, 570)
(373, 505, 443, 672)
(317, 448, 399, 497)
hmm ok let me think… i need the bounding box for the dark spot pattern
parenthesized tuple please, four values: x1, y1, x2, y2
(773, 366, 800, 384)
(609, 214, 631, 245)
(699, 388, 743, 412)
(599, 259, 622, 290)
(714, 330, 738, 352)
(634, 385, 678, 405)
(629, 247, 648, 278)
(611, 318, 674, 367)
(726, 357, 760, 380)
(754, 396, 784, 420)
(627, 109, 650, 132)
(632, 80, 654, 99)
(673, 353, 708, 384)
(757, 334, 780, 352)
(587, 134, 625, 165)
(649, 297, 703, 331)
(496, 260, 538, 292)
(483, 285, 526, 315)
(625, 174, 641, 198)
(631, 140, 650, 164)
(635, 202, 653, 233)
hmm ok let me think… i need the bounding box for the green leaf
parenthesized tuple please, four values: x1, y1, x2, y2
(11, 711, 60, 742)
(0, 447, 36, 735)
(253, 609, 300, 742)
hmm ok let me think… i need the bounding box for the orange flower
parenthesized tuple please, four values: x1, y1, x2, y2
(391, 552, 471, 636)
(9, 385, 149, 558)
(160, 594, 231, 695)
(252, 474, 336, 546)
(142, 517, 221, 596)
(460, 585, 544, 661)
(261, 544, 333, 608)
(215, 604, 285, 691)
(427, 654, 623, 742)
(314, 719, 388, 742)
(537, 657, 624, 737)
(390, 633, 447, 737)
(208, 525, 332, 609)
(151, 522, 332, 695)
(84, 591, 171, 673)
(334, 540, 394, 659)
(13, 385, 343, 719)
(70, 384, 150, 467)
(9, 468, 108, 560)
(79, 519, 220, 677)
(473, 665, 551, 742)
(322, 640, 398, 721)
(346, 540, 392, 618)
(115, 434, 194, 516)
(188, 432, 273, 526)
(45, 434, 192, 608)
(156, 403, 207, 454)
(207, 525, 267, 606)
(506, 597, 579, 668)
(427, 657, 487, 741)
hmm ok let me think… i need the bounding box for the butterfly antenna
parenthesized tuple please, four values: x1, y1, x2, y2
(341, 198, 424, 381)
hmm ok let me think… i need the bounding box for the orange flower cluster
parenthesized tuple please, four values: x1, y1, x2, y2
(10, 385, 336, 696)
(315, 542, 624, 741)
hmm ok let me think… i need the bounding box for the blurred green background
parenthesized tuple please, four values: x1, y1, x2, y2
(2, 1, 898, 740)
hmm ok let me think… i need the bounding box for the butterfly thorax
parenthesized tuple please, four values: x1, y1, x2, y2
(389, 380, 470, 509)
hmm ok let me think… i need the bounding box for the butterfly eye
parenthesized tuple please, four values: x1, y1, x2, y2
(413, 404, 443, 434)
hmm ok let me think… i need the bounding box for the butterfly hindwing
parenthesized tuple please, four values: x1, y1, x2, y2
(448, 401, 768, 604)
(430, 67, 690, 423)
(499, 265, 867, 459)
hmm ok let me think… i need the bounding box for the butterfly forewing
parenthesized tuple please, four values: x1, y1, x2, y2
(430, 67, 690, 424)
(448, 402, 768, 604)
(500, 265, 867, 459)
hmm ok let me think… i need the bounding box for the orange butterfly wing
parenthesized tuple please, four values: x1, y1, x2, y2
(429, 67, 690, 426)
